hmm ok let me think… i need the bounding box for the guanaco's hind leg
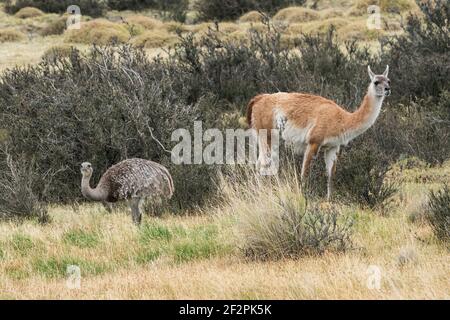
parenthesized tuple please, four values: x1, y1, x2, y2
(256, 130, 272, 171)
(301, 143, 319, 181)
(324, 146, 339, 201)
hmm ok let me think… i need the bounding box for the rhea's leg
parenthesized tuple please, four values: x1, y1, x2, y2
(130, 197, 142, 225)
(324, 146, 339, 201)
(102, 201, 113, 213)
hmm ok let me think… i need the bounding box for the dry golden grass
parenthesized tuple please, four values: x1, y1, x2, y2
(320, 8, 345, 19)
(337, 19, 385, 41)
(239, 10, 264, 23)
(132, 30, 179, 48)
(125, 15, 164, 30)
(288, 17, 349, 36)
(40, 15, 68, 36)
(65, 19, 131, 45)
(41, 44, 74, 62)
(14, 7, 44, 19)
(273, 7, 321, 23)
(0, 28, 26, 43)
(0, 161, 449, 299)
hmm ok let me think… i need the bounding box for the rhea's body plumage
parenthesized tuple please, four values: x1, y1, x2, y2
(80, 158, 174, 225)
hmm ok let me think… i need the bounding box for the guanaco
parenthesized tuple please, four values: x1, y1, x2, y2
(247, 66, 391, 200)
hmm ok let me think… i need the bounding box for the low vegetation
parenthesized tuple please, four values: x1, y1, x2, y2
(273, 7, 321, 23)
(426, 185, 450, 243)
(65, 19, 131, 45)
(0, 151, 50, 222)
(0, 28, 25, 43)
(14, 6, 44, 19)
(221, 169, 353, 260)
(0, 0, 448, 300)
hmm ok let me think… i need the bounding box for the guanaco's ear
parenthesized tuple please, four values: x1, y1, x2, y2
(368, 65, 375, 81)
(383, 65, 389, 77)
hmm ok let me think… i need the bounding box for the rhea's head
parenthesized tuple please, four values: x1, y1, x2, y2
(80, 162, 93, 178)
(368, 65, 391, 97)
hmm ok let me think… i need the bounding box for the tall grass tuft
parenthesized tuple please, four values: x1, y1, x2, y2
(426, 185, 450, 242)
(220, 167, 353, 260)
(0, 150, 51, 223)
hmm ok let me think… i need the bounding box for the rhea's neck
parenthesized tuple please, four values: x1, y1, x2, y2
(81, 175, 106, 201)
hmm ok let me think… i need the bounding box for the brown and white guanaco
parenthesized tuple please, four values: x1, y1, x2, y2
(247, 66, 391, 200)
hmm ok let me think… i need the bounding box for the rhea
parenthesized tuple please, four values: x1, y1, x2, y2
(247, 65, 391, 200)
(80, 158, 174, 225)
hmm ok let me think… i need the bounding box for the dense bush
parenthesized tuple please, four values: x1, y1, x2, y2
(0, 46, 219, 208)
(194, 0, 307, 22)
(0, 149, 50, 222)
(382, 0, 449, 103)
(5, 0, 107, 17)
(335, 142, 398, 210)
(0, 2, 448, 213)
(426, 185, 450, 242)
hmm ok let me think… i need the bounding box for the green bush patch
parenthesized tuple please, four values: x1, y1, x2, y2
(63, 229, 100, 248)
(10, 234, 34, 255)
(33, 256, 108, 278)
(140, 223, 173, 243)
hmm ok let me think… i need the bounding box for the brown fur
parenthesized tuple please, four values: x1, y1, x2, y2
(248, 92, 377, 145)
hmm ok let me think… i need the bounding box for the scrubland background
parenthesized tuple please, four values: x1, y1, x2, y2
(0, 0, 449, 299)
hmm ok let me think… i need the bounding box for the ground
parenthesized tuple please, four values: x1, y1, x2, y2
(0, 162, 448, 299)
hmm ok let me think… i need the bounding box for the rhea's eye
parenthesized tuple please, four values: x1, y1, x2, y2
(374, 81, 379, 86)
(388, 80, 391, 85)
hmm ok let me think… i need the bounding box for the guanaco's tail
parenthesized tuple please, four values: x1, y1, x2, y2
(246, 95, 264, 128)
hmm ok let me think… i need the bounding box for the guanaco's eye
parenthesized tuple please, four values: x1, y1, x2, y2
(374, 81, 379, 86)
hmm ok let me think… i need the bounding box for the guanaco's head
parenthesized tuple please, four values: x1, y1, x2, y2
(80, 162, 93, 178)
(368, 65, 391, 97)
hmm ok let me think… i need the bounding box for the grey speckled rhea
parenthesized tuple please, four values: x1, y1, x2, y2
(80, 158, 174, 225)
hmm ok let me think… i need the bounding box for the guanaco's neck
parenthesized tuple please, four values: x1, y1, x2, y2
(81, 175, 107, 201)
(347, 86, 384, 134)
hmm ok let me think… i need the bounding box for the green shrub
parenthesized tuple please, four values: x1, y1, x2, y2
(426, 185, 450, 242)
